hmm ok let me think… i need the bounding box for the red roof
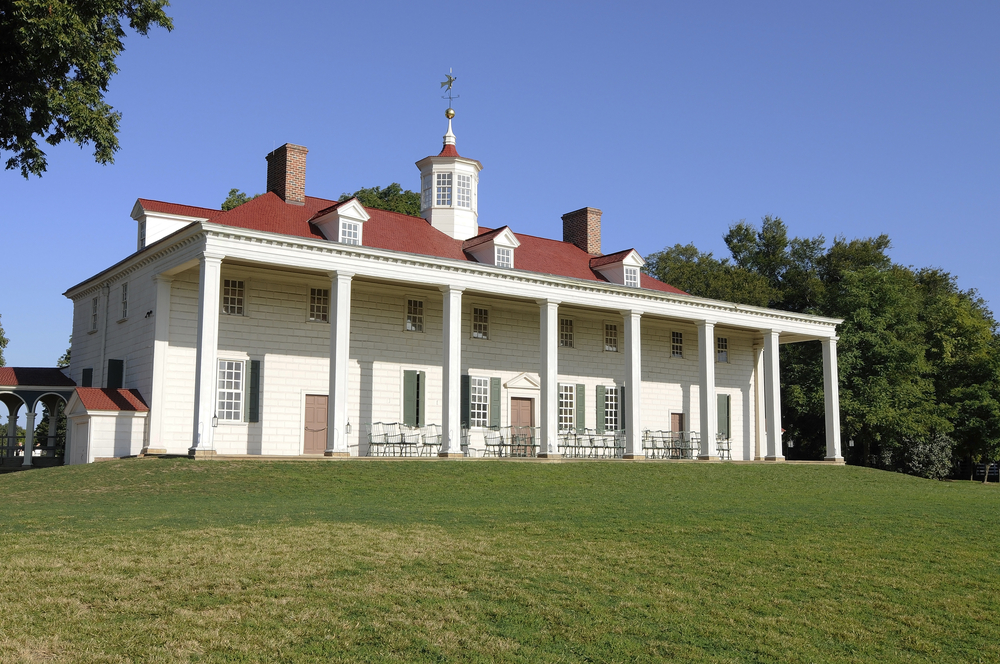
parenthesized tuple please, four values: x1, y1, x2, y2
(462, 226, 509, 251)
(75, 388, 149, 412)
(439, 144, 460, 157)
(590, 249, 638, 269)
(179, 191, 686, 294)
(0, 367, 75, 387)
(138, 199, 220, 219)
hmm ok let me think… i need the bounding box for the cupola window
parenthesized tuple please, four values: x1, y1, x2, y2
(457, 174, 471, 208)
(421, 174, 432, 208)
(624, 267, 639, 288)
(436, 173, 452, 206)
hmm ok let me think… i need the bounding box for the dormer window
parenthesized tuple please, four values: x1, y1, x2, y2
(137, 219, 146, 251)
(457, 174, 471, 208)
(624, 267, 639, 287)
(591, 249, 646, 288)
(495, 247, 512, 268)
(436, 173, 452, 206)
(340, 220, 360, 245)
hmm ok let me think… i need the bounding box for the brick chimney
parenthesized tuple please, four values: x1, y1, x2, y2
(562, 207, 602, 255)
(265, 143, 308, 205)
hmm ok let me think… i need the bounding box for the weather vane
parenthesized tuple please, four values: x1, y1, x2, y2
(440, 68, 458, 116)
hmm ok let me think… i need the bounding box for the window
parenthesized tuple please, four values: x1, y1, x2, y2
(403, 370, 426, 427)
(624, 267, 639, 288)
(217, 360, 244, 422)
(120, 283, 128, 320)
(472, 307, 489, 339)
(339, 220, 360, 245)
(470, 377, 489, 428)
(436, 172, 452, 206)
(671, 331, 683, 358)
(138, 219, 146, 250)
(558, 384, 575, 430)
(604, 387, 620, 431)
(223, 279, 245, 315)
(421, 174, 432, 208)
(91, 297, 99, 331)
(604, 323, 618, 352)
(457, 173, 471, 208)
(406, 299, 424, 332)
(717, 337, 729, 363)
(310, 288, 330, 322)
(495, 246, 512, 268)
(560, 318, 574, 348)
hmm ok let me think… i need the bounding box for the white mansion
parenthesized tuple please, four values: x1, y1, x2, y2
(61, 113, 844, 463)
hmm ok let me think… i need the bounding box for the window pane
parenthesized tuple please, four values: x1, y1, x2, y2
(216, 360, 244, 421)
(340, 221, 360, 245)
(223, 279, 245, 315)
(406, 299, 424, 332)
(605, 387, 619, 431)
(717, 337, 728, 363)
(604, 323, 618, 352)
(671, 331, 683, 358)
(310, 288, 330, 322)
(457, 173, 471, 208)
(558, 384, 575, 430)
(470, 377, 489, 427)
(436, 173, 452, 206)
(559, 319, 573, 348)
(472, 307, 489, 339)
(495, 247, 512, 268)
(625, 267, 639, 288)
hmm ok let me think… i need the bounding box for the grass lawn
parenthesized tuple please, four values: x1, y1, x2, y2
(0, 459, 998, 663)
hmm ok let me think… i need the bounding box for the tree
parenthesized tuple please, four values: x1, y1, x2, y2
(339, 183, 421, 216)
(644, 243, 777, 307)
(57, 335, 71, 367)
(221, 188, 260, 211)
(1, 0, 173, 177)
(0, 313, 8, 366)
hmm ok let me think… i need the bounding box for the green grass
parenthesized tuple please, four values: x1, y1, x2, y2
(1, 459, 998, 663)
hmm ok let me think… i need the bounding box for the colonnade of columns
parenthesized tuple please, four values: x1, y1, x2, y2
(1, 398, 64, 466)
(184, 254, 843, 461)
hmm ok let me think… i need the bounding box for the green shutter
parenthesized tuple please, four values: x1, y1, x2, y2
(107, 359, 124, 389)
(575, 384, 586, 433)
(461, 375, 470, 429)
(619, 385, 626, 434)
(403, 370, 417, 426)
(489, 377, 501, 427)
(717, 393, 731, 440)
(81, 368, 93, 388)
(418, 371, 426, 427)
(248, 360, 261, 423)
(595, 385, 606, 434)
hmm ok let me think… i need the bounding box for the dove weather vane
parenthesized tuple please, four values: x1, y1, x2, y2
(440, 68, 459, 109)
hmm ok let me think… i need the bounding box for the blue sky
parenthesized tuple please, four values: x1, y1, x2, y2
(2, 1, 997, 367)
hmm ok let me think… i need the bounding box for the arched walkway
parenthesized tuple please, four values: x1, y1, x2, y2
(0, 368, 76, 469)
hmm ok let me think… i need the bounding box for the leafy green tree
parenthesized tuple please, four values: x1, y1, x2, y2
(1, 0, 173, 177)
(0, 313, 7, 366)
(221, 188, 260, 211)
(644, 243, 777, 307)
(339, 183, 421, 217)
(58, 335, 71, 367)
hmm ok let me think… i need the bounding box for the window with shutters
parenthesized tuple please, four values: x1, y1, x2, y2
(560, 318, 574, 348)
(717, 337, 729, 363)
(470, 377, 489, 428)
(671, 331, 683, 358)
(406, 299, 424, 332)
(472, 307, 489, 339)
(604, 323, 618, 352)
(217, 360, 244, 422)
(309, 288, 329, 322)
(604, 387, 619, 431)
(558, 384, 575, 430)
(223, 279, 245, 315)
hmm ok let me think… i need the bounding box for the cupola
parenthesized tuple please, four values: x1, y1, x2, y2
(415, 108, 483, 241)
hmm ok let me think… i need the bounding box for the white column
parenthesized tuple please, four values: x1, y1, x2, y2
(23, 410, 36, 467)
(538, 299, 560, 457)
(47, 407, 58, 450)
(763, 329, 784, 460)
(326, 271, 354, 456)
(190, 253, 222, 457)
(753, 344, 765, 460)
(6, 407, 18, 458)
(440, 285, 464, 457)
(697, 320, 718, 459)
(147, 274, 173, 454)
(822, 337, 843, 462)
(622, 310, 644, 458)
